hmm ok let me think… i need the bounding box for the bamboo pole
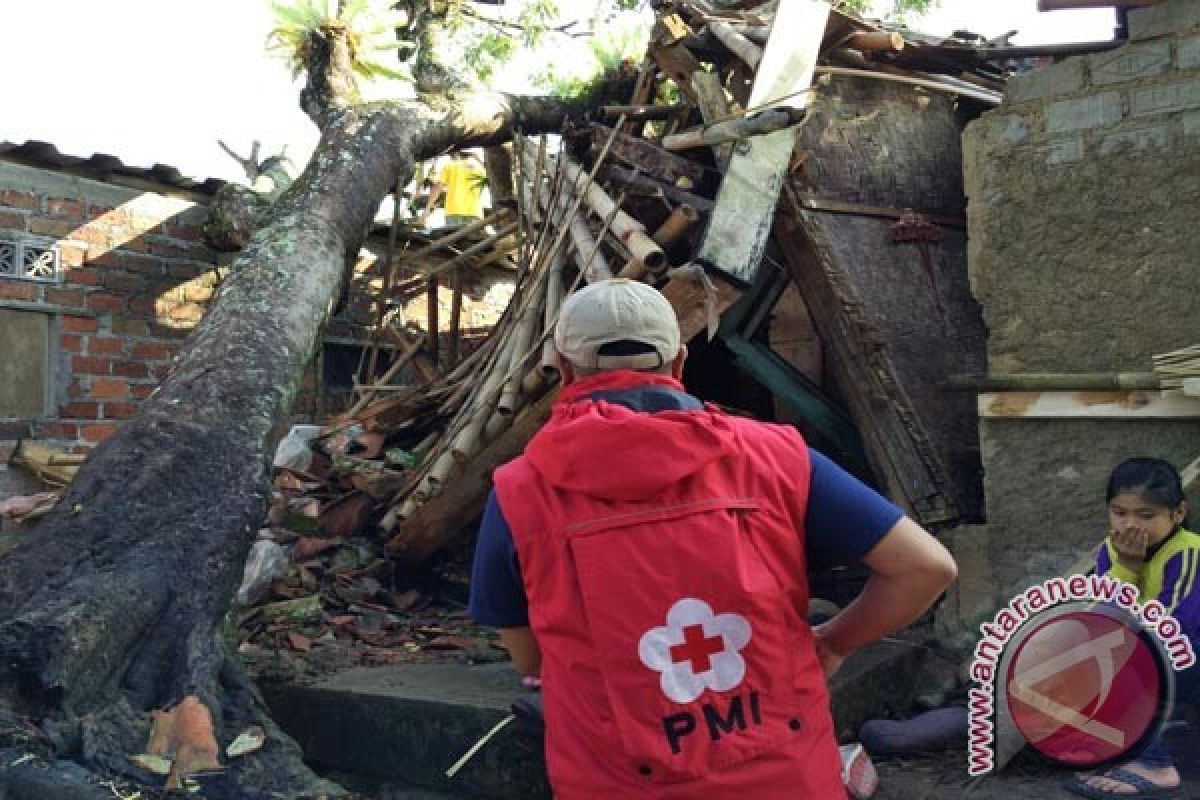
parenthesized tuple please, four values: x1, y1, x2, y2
(662, 108, 794, 151)
(426, 274, 440, 367)
(600, 103, 687, 121)
(423, 222, 521, 278)
(815, 66, 1003, 105)
(540, 250, 566, 376)
(497, 289, 544, 415)
(345, 331, 427, 417)
(520, 146, 614, 283)
(652, 204, 701, 249)
(448, 266, 463, 368)
(709, 20, 763, 69)
(847, 31, 906, 53)
(400, 209, 510, 263)
(557, 154, 666, 272)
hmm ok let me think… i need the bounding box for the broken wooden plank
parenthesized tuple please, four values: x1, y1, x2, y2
(697, 0, 829, 286)
(590, 124, 707, 190)
(691, 70, 734, 169)
(978, 391, 1200, 419)
(601, 165, 715, 211)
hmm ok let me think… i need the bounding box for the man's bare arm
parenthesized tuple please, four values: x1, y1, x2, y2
(499, 626, 542, 676)
(813, 516, 957, 674)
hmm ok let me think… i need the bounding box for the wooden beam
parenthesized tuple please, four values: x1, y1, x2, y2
(978, 390, 1200, 419)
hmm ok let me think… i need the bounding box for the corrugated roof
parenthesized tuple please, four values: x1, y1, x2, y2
(0, 140, 226, 199)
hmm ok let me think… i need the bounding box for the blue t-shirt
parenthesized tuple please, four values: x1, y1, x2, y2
(469, 386, 904, 628)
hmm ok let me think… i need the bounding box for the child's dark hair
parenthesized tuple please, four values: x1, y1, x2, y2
(1106, 458, 1187, 515)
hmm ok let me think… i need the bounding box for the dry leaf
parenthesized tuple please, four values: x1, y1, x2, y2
(225, 725, 267, 758)
(129, 752, 173, 775)
(146, 695, 222, 790)
(291, 536, 342, 562)
(287, 632, 312, 652)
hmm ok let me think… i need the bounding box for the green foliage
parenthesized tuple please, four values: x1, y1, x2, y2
(267, 0, 414, 82)
(833, 0, 937, 17)
(532, 14, 648, 98)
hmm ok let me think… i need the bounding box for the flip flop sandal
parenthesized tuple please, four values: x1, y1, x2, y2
(1064, 768, 1184, 798)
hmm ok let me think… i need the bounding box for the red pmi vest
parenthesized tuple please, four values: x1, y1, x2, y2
(493, 371, 845, 800)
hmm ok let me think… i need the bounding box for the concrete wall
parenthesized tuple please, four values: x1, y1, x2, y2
(951, 0, 1200, 624)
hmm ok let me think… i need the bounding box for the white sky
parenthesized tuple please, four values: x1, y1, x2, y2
(0, 1, 1116, 185)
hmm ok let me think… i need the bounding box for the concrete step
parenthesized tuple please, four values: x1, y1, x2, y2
(265, 640, 929, 797)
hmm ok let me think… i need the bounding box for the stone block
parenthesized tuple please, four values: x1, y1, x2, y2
(1035, 136, 1085, 165)
(1099, 123, 1170, 155)
(1131, 78, 1200, 116)
(1089, 40, 1171, 85)
(1006, 58, 1085, 103)
(1129, 0, 1200, 41)
(1180, 35, 1200, 70)
(1045, 93, 1123, 133)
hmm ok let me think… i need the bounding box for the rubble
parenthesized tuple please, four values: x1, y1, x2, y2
(236, 0, 1013, 683)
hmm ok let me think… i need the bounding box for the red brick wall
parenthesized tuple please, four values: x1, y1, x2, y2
(0, 173, 220, 452)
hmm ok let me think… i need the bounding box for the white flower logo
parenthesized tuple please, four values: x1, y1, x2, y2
(637, 597, 753, 704)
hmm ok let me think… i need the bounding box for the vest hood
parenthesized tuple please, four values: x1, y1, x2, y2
(524, 371, 739, 501)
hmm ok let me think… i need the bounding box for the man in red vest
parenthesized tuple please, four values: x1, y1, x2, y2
(470, 278, 958, 798)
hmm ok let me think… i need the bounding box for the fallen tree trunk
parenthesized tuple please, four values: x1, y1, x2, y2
(0, 22, 628, 798)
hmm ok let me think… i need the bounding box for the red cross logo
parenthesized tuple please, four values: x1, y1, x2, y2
(670, 624, 726, 673)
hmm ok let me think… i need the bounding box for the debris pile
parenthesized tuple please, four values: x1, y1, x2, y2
(235, 1, 1016, 665)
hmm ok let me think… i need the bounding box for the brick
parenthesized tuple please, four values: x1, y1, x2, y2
(130, 213, 168, 233)
(80, 422, 120, 443)
(101, 402, 137, 420)
(0, 281, 40, 301)
(167, 223, 206, 242)
(59, 333, 83, 353)
(131, 384, 156, 400)
(65, 266, 101, 286)
(58, 245, 85, 267)
(69, 224, 109, 247)
(60, 401, 100, 419)
(45, 287, 85, 308)
(147, 236, 210, 260)
(132, 342, 175, 360)
(1089, 40, 1170, 85)
(1128, 0, 1200, 41)
(67, 378, 87, 399)
(112, 361, 150, 379)
(150, 364, 172, 381)
(87, 250, 124, 270)
(90, 378, 129, 399)
(28, 218, 75, 238)
(112, 318, 150, 336)
(87, 336, 125, 356)
(0, 420, 32, 439)
(88, 206, 130, 226)
(85, 292, 126, 313)
(46, 198, 84, 219)
(1045, 93, 1123, 133)
(166, 261, 205, 280)
(72, 355, 111, 375)
(0, 190, 38, 211)
(1131, 79, 1200, 116)
(1006, 58, 1084, 103)
(1180, 35, 1200, 70)
(120, 253, 164, 275)
(1099, 123, 1170, 155)
(61, 315, 98, 333)
(38, 421, 79, 441)
(127, 297, 158, 317)
(0, 210, 26, 230)
(100, 271, 146, 292)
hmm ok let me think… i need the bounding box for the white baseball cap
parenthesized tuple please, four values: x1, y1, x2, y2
(554, 279, 681, 370)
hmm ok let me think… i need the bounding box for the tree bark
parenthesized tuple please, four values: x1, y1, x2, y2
(0, 21, 628, 798)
